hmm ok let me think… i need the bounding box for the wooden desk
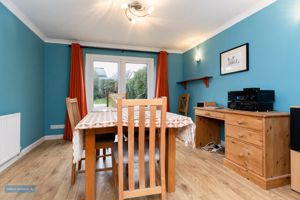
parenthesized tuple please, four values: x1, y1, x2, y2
(194, 107, 290, 189)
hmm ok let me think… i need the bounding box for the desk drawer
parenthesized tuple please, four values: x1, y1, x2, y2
(226, 124, 263, 147)
(226, 114, 263, 131)
(226, 137, 263, 176)
(195, 110, 225, 120)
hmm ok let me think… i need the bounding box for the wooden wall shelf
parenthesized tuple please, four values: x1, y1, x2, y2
(177, 76, 213, 89)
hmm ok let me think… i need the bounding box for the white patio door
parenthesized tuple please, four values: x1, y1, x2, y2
(85, 54, 154, 112)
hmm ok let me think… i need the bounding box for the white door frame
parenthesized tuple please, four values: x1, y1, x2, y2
(85, 54, 155, 112)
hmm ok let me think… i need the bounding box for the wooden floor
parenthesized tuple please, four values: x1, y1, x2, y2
(0, 140, 300, 200)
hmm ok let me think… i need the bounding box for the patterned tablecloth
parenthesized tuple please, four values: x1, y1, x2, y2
(72, 107, 195, 163)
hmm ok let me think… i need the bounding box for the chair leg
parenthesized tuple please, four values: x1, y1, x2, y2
(113, 161, 117, 188)
(71, 162, 76, 185)
(112, 147, 116, 183)
(78, 160, 82, 171)
(118, 171, 123, 200)
(125, 164, 128, 177)
(114, 142, 123, 200)
(96, 149, 100, 160)
(160, 191, 166, 200)
(103, 148, 106, 161)
(114, 161, 121, 200)
(160, 158, 167, 200)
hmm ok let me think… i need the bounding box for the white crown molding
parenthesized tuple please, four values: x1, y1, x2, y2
(183, 0, 277, 52)
(45, 38, 183, 54)
(0, 0, 46, 41)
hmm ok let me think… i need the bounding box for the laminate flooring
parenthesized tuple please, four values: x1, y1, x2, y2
(0, 140, 299, 200)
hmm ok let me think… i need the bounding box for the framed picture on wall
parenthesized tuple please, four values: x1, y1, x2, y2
(220, 43, 249, 75)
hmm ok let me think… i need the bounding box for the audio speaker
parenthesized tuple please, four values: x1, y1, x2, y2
(290, 106, 300, 193)
(291, 107, 300, 152)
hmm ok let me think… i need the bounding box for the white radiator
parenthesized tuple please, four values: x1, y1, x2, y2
(0, 113, 21, 166)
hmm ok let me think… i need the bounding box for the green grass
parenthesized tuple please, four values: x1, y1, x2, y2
(94, 98, 106, 104)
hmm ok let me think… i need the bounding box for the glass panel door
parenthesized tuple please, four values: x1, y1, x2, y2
(93, 61, 118, 109)
(125, 63, 148, 99)
(86, 54, 154, 112)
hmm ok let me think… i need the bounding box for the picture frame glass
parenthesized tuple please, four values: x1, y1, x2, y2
(220, 44, 248, 75)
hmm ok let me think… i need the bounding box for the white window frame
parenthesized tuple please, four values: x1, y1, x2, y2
(85, 54, 155, 112)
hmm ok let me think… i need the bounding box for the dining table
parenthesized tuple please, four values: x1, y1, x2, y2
(72, 107, 195, 200)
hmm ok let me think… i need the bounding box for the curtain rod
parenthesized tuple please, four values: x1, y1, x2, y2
(68, 44, 166, 55)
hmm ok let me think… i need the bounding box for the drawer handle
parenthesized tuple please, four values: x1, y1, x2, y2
(237, 120, 244, 125)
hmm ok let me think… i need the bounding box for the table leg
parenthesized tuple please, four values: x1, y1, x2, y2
(166, 128, 176, 192)
(85, 129, 96, 200)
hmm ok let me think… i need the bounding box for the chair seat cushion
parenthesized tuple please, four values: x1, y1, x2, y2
(96, 133, 115, 143)
(113, 140, 160, 164)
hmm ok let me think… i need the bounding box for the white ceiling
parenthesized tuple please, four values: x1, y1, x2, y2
(5, 0, 275, 52)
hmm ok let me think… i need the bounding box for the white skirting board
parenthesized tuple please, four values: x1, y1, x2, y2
(0, 134, 63, 173)
(44, 134, 64, 140)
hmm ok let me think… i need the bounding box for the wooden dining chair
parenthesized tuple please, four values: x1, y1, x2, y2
(113, 97, 167, 200)
(107, 93, 127, 107)
(104, 93, 127, 159)
(66, 97, 116, 185)
(178, 94, 190, 116)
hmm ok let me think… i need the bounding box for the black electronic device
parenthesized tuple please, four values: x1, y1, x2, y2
(197, 102, 204, 107)
(228, 88, 275, 111)
(228, 101, 273, 111)
(197, 102, 216, 107)
(291, 107, 300, 152)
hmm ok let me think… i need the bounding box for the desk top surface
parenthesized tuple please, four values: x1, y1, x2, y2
(194, 107, 290, 118)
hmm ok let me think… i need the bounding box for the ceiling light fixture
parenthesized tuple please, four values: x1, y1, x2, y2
(121, 1, 154, 24)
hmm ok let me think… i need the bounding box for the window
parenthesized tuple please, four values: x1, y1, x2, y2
(85, 54, 154, 111)
(93, 61, 118, 107)
(125, 63, 147, 99)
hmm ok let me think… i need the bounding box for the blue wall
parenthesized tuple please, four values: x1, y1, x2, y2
(4, 0, 299, 146)
(44, 44, 70, 135)
(44, 45, 183, 135)
(0, 3, 44, 149)
(183, 0, 300, 118)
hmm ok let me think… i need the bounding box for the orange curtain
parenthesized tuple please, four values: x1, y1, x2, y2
(155, 51, 170, 111)
(64, 43, 88, 141)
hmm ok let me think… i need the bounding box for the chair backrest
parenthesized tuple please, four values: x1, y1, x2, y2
(66, 97, 81, 132)
(117, 97, 167, 199)
(178, 94, 190, 116)
(107, 93, 127, 107)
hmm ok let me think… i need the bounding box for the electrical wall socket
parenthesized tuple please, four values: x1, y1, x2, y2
(50, 124, 65, 130)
